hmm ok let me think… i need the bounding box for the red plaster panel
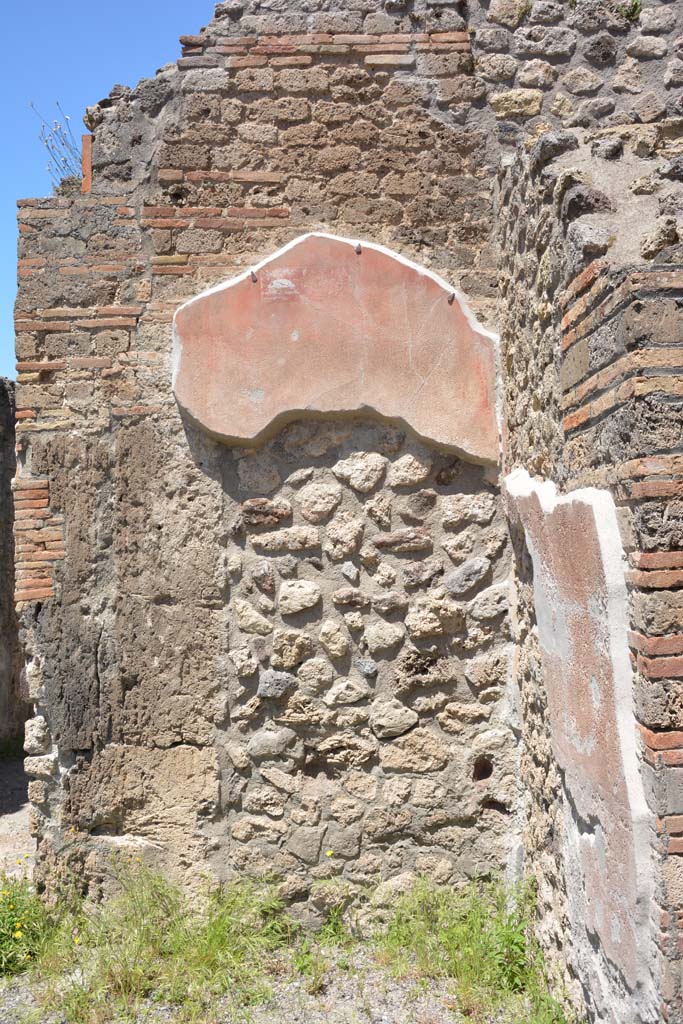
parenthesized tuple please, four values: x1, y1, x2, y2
(173, 233, 499, 461)
(506, 471, 655, 999)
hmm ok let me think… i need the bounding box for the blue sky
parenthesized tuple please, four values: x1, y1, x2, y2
(0, 1, 209, 380)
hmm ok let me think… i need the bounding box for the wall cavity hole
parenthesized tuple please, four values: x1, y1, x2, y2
(482, 800, 510, 816)
(473, 756, 494, 781)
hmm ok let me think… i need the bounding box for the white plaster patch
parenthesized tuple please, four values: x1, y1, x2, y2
(505, 468, 659, 1023)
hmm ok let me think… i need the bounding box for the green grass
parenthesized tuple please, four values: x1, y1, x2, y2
(377, 877, 570, 1024)
(1, 866, 573, 1024)
(618, 0, 641, 20)
(30, 862, 296, 1024)
(0, 874, 55, 975)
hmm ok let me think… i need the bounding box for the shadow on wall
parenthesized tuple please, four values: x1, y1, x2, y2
(0, 380, 28, 748)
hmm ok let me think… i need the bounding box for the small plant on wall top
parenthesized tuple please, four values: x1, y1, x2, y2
(29, 101, 82, 195)
(618, 0, 641, 20)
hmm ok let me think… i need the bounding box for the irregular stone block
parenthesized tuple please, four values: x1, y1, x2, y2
(251, 526, 320, 553)
(379, 728, 448, 773)
(444, 557, 491, 596)
(234, 598, 273, 635)
(370, 698, 419, 738)
(373, 528, 432, 553)
(257, 668, 297, 700)
(24, 716, 50, 756)
(319, 619, 350, 659)
(365, 621, 406, 654)
(279, 580, 322, 615)
(298, 480, 342, 523)
(241, 497, 292, 528)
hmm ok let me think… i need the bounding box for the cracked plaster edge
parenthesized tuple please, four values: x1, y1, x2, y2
(504, 467, 658, 1010)
(170, 232, 503, 460)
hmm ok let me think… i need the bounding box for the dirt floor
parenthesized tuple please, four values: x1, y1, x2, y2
(0, 758, 33, 878)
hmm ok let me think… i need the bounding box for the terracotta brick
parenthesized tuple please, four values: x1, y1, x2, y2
(365, 54, 416, 67)
(14, 498, 49, 510)
(331, 34, 376, 44)
(15, 588, 54, 602)
(269, 56, 313, 67)
(629, 632, 683, 657)
(634, 724, 683, 757)
(429, 32, 471, 42)
(628, 569, 683, 590)
(227, 55, 268, 68)
(563, 407, 590, 432)
(662, 751, 683, 767)
(211, 46, 249, 56)
(624, 480, 683, 500)
(14, 478, 49, 490)
(81, 134, 93, 194)
(638, 655, 683, 681)
(631, 552, 683, 571)
(158, 169, 184, 184)
(618, 455, 683, 480)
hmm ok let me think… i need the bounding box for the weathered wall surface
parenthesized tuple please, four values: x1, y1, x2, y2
(0, 379, 23, 745)
(498, 119, 683, 1021)
(12, 0, 683, 1020)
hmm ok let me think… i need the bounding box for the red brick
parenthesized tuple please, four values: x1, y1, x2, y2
(629, 632, 683, 657)
(563, 407, 590, 432)
(638, 724, 683, 751)
(13, 478, 48, 491)
(227, 55, 268, 68)
(81, 134, 93, 194)
(661, 750, 683, 767)
(632, 552, 683, 571)
(638, 655, 683, 681)
(72, 318, 137, 330)
(619, 454, 683, 479)
(332, 34, 376, 44)
(211, 46, 249, 56)
(14, 498, 49, 510)
(15, 588, 54, 602)
(624, 481, 683, 500)
(269, 56, 313, 67)
(628, 569, 683, 590)
(158, 169, 184, 184)
(96, 306, 144, 317)
(429, 31, 470, 42)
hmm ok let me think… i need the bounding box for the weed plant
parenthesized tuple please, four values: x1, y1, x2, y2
(0, 874, 55, 976)
(31, 862, 294, 1023)
(377, 876, 569, 1024)
(1, 865, 572, 1024)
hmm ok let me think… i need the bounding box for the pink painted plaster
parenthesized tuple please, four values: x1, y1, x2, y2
(506, 470, 655, 1009)
(173, 233, 499, 461)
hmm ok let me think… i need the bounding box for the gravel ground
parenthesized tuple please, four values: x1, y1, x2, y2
(0, 946, 497, 1024)
(0, 760, 33, 879)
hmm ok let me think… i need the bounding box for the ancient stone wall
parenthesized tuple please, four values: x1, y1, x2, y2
(499, 121, 683, 1021)
(0, 379, 22, 746)
(12, 0, 683, 1020)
